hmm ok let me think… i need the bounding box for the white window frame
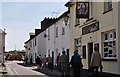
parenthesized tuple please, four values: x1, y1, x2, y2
(104, 0, 112, 12)
(102, 30, 116, 59)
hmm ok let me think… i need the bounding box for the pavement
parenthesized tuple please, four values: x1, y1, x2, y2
(0, 63, 7, 76)
(1, 61, 120, 77)
(17, 63, 120, 77)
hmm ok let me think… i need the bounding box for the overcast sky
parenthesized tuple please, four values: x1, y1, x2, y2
(1, 0, 69, 51)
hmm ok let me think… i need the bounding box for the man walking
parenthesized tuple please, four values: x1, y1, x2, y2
(35, 56, 41, 70)
(47, 54, 52, 71)
(60, 51, 69, 77)
(90, 46, 102, 77)
(70, 50, 83, 77)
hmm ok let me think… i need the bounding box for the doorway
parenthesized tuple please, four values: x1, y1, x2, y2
(88, 42, 93, 69)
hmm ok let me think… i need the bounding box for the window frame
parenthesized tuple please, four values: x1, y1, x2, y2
(103, 0, 113, 14)
(102, 30, 117, 60)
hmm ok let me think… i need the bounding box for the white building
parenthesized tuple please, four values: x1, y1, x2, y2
(0, 29, 6, 63)
(66, 0, 120, 74)
(46, 11, 70, 65)
(25, 18, 56, 63)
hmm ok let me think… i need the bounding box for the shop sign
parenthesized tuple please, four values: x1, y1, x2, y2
(82, 22, 99, 35)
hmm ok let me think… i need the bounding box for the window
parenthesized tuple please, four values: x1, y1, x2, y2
(35, 37, 36, 46)
(48, 28, 50, 40)
(74, 38, 82, 55)
(48, 50, 50, 55)
(82, 45, 86, 59)
(62, 27, 65, 35)
(56, 27, 58, 37)
(104, 0, 112, 12)
(75, 18, 80, 26)
(94, 43, 99, 52)
(102, 30, 116, 59)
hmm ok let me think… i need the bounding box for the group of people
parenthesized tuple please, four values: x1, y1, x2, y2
(56, 48, 102, 77)
(35, 54, 53, 71)
(34, 46, 102, 77)
(56, 50, 83, 77)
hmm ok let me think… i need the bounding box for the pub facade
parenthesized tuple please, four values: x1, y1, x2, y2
(66, 1, 120, 74)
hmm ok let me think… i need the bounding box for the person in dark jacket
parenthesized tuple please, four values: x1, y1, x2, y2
(35, 56, 42, 70)
(70, 50, 83, 77)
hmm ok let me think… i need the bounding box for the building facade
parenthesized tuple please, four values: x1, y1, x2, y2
(0, 29, 6, 63)
(67, 1, 120, 74)
(46, 11, 70, 65)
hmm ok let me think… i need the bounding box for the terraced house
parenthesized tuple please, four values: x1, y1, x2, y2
(66, 0, 120, 74)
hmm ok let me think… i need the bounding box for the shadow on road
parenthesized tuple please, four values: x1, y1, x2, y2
(17, 63, 36, 67)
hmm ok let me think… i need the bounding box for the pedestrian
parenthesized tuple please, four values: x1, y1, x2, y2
(70, 50, 83, 77)
(21, 55, 25, 63)
(90, 46, 102, 77)
(30, 56, 33, 65)
(35, 56, 42, 70)
(47, 54, 52, 71)
(25, 56, 28, 65)
(43, 55, 47, 67)
(56, 53, 61, 71)
(39, 55, 42, 68)
(60, 51, 69, 77)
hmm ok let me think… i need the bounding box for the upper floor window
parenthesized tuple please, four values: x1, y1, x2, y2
(75, 18, 80, 27)
(48, 28, 50, 40)
(56, 27, 58, 37)
(104, 0, 112, 12)
(35, 37, 36, 46)
(62, 27, 65, 35)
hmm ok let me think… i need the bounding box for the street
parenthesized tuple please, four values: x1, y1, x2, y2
(5, 61, 49, 77)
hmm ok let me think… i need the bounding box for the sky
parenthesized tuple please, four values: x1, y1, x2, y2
(1, 0, 69, 51)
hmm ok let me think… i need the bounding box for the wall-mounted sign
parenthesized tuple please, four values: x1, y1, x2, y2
(76, 2, 89, 18)
(82, 22, 99, 35)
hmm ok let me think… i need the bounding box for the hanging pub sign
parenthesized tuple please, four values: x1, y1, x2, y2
(82, 22, 99, 35)
(76, 2, 89, 18)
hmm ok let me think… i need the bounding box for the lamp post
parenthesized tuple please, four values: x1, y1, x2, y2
(63, 13, 70, 76)
(64, 13, 69, 26)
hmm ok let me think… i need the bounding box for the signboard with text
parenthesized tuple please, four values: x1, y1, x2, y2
(82, 22, 99, 35)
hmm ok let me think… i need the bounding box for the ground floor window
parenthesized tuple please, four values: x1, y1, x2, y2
(74, 38, 82, 57)
(82, 45, 86, 59)
(102, 29, 116, 59)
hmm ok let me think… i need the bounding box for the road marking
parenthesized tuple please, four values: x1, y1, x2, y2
(9, 64, 21, 77)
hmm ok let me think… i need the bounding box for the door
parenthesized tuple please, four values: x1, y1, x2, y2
(88, 42, 93, 69)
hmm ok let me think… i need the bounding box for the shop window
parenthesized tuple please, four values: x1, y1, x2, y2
(102, 30, 116, 59)
(82, 45, 86, 59)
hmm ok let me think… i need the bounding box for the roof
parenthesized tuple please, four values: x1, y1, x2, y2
(25, 10, 70, 44)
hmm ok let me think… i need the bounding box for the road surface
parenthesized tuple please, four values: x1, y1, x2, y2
(5, 61, 49, 77)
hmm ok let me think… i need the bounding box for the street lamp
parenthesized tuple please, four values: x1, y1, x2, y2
(64, 13, 69, 26)
(63, 13, 70, 76)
